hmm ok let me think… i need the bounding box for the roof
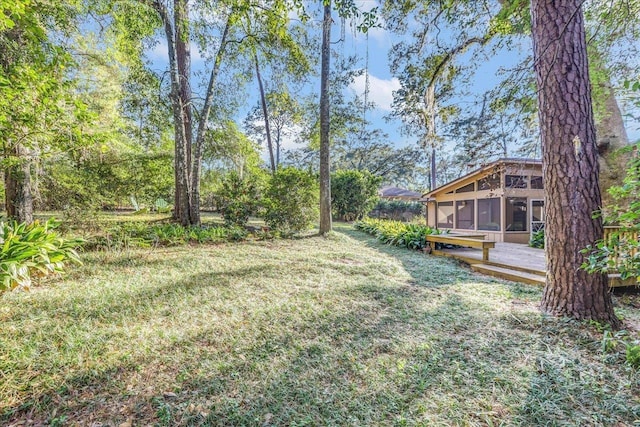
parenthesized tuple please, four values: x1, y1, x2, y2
(423, 158, 542, 198)
(379, 186, 423, 199)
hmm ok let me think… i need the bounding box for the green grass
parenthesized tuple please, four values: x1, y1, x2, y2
(1, 223, 639, 425)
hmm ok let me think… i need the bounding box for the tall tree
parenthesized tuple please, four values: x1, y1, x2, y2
(319, 1, 332, 234)
(244, 90, 303, 168)
(0, 0, 85, 223)
(127, 0, 234, 225)
(531, 1, 619, 326)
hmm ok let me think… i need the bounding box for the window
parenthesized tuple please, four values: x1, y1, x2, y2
(506, 175, 527, 189)
(477, 175, 501, 191)
(506, 197, 527, 231)
(477, 198, 501, 231)
(456, 200, 474, 229)
(437, 201, 454, 228)
(530, 176, 544, 189)
(531, 200, 544, 222)
(456, 182, 475, 193)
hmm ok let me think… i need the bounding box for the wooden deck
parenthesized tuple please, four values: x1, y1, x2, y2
(434, 242, 633, 287)
(438, 242, 545, 270)
(433, 242, 546, 286)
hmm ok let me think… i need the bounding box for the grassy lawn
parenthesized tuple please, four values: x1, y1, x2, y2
(1, 223, 639, 425)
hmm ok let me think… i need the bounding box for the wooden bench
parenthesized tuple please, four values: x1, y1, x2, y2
(425, 234, 496, 261)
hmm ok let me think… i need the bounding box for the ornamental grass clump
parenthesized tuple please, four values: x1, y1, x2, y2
(0, 219, 83, 292)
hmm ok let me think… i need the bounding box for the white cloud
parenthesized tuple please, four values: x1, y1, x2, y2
(146, 40, 204, 63)
(367, 24, 389, 47)
(349, 72, 400, 112)
(148, 41, 168, 61)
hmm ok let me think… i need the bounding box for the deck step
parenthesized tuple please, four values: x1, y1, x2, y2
(483, 261, 545, 277)
(471, 263, 545, 286)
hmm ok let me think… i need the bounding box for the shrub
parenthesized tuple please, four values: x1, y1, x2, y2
(0, 219, 83, 292)
(582, 144, 640, 281)
(41, 151, 174, 211)
(331, 170, 381, 221)
(263, 167, 319, 235)
(214, 171, 261, 227)
(529, 228, 544, 248)
(354, 217, 438, 251)
(369, 199, 425, 221)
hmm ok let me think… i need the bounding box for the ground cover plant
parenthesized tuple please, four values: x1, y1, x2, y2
(1, 223, 639, 425)
(355, 217, 439, 251)
(0, 219, 82, 292)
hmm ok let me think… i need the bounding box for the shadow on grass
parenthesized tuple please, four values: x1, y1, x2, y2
(2, 230, 638, 425)
(336, 225, 488, 288)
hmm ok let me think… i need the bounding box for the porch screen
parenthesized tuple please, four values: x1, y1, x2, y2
(477, 198, 500, 231)
(437, 201, 454, 228)
(456, 200, 474, 229)
(506, 197, 527, 231)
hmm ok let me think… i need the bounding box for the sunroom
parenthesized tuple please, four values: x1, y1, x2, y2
(422, 158, 545, 244)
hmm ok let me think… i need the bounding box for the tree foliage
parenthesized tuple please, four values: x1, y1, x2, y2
(263, 167, 319, 235)
(331, 170, 381, 221)
(583, 144, 640, 282)
(214, 171, 261, 228)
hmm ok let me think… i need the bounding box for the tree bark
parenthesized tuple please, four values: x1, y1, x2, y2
(276, 127, 281, 167)
(174, 0, 192, 225)
(255, 52, 276, 173)
(5, 144, 33, 224)
(531, 1, 619, 327)
(190, 16, 231, 227)
(319, 2, 332, 235)
(593, 70, 631, 206)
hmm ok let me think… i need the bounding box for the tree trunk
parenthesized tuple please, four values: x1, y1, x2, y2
(173, 0, 192, 225)
(531, 1, 619, 327)
(594, 74, 631, 206)
(5, 144, 33, 224)
(255, 53, 276, 173)
(319, 2, 332, 235)
(430, 147, 436, 190)
(276, 127, 281, 167)
(190, 16, 232, 227)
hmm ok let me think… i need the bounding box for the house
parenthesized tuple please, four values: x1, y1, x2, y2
(422, 158, 544, 244)
(379, 186, 422, 201)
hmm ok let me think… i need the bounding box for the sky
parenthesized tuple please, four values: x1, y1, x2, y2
(145, 1, 640, 163)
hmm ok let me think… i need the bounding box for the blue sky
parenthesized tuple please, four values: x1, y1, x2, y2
(145, 1, 639, 161)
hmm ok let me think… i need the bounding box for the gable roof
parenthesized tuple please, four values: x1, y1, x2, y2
(423, 158, 542, 198)
(379, 186, 422, 199)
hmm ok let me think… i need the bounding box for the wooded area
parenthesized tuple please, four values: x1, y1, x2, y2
(1, 0, 640, 423)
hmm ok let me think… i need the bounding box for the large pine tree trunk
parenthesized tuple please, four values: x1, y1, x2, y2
(5, 144, 33, 224)
(531, 1, 619, 326)
(319, 2, 332, 235)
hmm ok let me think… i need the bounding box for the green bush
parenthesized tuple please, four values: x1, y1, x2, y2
(331, 170, 381, 221)
(0, 219, 83, 292)
(354, 217, 438, 251)
(370, 199, 425, 221)
(582, 144, 640, 281)
(529, 228, 545, 248)
(627, 343, 640, 368)
(214, 172, 261, 227)
(263, 167, 319, 235)
(41, 151, 173, 211)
